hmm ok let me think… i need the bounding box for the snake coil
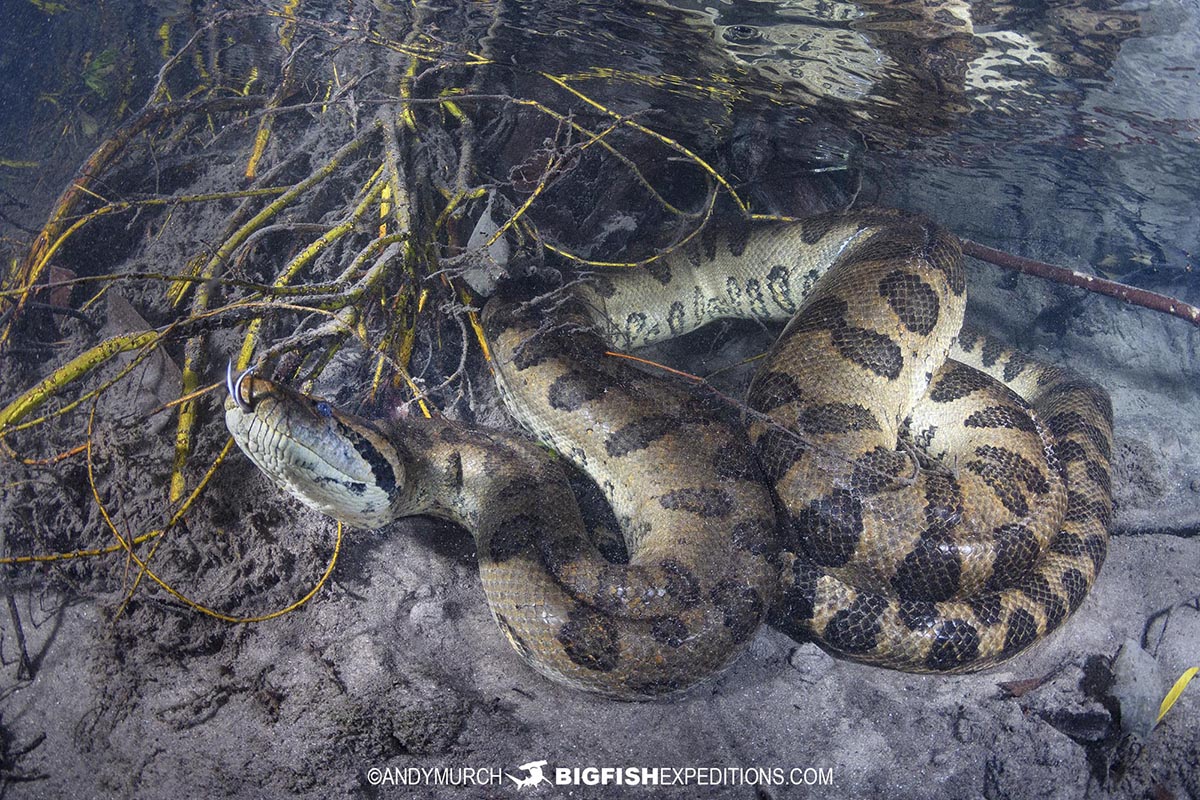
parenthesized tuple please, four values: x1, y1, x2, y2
(226, 209, 1112, 699)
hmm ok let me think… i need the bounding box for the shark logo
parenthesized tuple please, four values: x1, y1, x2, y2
(506, 760, 551, 789)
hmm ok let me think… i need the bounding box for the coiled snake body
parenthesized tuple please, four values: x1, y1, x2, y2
(226, 209, 1113, 699)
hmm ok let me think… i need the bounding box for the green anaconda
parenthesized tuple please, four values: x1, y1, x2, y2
(224, 208, 1113, 700)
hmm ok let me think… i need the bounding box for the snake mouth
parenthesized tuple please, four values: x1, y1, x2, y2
(223, 367, 407, 529)
(227, 361, 255, 412)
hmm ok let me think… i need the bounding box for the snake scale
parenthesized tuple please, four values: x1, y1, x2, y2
(225, 208, 1113, 699)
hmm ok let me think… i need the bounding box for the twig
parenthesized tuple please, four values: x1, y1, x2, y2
(1, 94, 265, 348)
(5, 592, 34, 679)
(961, 238, 1200, 328)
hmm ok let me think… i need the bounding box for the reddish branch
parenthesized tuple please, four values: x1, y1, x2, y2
(961, 238, 1200, 328)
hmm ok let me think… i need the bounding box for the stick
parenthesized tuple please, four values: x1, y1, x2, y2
(961, 238, 1200, 328)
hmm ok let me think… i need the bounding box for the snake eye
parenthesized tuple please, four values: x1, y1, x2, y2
(228, 361, 255, 412)
(314, 400, 334, 418)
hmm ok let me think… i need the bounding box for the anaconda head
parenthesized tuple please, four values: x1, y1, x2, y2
(224, 364, 405, 529)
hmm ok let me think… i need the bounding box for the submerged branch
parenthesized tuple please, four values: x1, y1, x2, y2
(961, 238, 1200, 328)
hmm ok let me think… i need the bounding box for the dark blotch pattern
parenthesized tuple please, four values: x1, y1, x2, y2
(1048, 531, 1084, 557)
(770, 558, 821, 632)
(605, 415, 678, 457)
(981, 337, 1005, 367)
(557, 608, 621, 673)
(1003, 351, 1029, 382)
(930, 361, 994, 403)
(1002, 608, 1040, 656)
(925, 619, 981, 670)
(800, 216, 839, 245)
(831, 325, 904, 380)
(1084, 534, 1107, 573)
(489, 513, 543, 562)
(797, 402, 881, 435)
(714, 450, 762, 483)
(1053, 438, 1087, 467)
(660, 559, 701, 607)
(891, 529, 963, 602)
(924, 226, 965, 295)
(966, 593, 1004, 627)
(1065, 491, 1111, 525)
(547, 371, 609, 412)
(709, 582, 765, 642)
(984, 524, 1040, 591)
(753, 426, 809, 486)
(658, 487, 734, 518)
(336, 420, 398, 495)
(730, 518, 774, 555)
(976, 445, 1051, 495)
(594, 532, 629, 565)
(644, 259, 673, 286)
(1086, 459, 1113, 496)
(651, 616, 689, 648)
(511, 331, 564, 371)
(969, 459, 1029, 515)
(923, 472, 964, 530)
(878, 269, 941, 335)
(898, 600, 938, 631)
(964, 405, 1039, 434)
(1022, 573, 1067, 632)
(747, 370, 805, 413)
(1052, 378, 1113, 421)
(1061, 568, 1089, 611)
(727, 226, 751, 257)
(1046, 411, 1113, 461)
(823, 594, 888, 654)
(965, 447, 1049, 517)
(794, 488, 864, 567)
(849, 447, 910, 495)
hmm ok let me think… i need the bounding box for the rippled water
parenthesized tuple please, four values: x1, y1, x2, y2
(487, 0, 1198, 282)
(3, 0, 1196, 285)
(702, 1, 1199, 281)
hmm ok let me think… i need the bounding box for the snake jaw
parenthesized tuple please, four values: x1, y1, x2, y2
(224, 373, 410, 529)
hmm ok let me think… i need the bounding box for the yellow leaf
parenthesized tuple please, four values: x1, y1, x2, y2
(1156, 666, 1198, 725)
